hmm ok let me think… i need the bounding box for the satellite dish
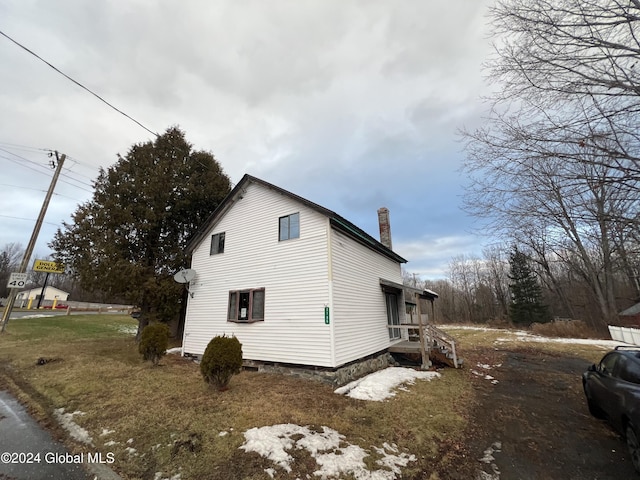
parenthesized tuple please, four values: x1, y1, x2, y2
(174, 269, 196, 284)
(174, 269, 197, 298)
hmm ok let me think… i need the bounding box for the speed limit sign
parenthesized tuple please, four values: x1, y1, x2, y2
(7, 272, 28, 289)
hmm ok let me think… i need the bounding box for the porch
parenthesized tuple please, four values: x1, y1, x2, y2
(387, 323, 463, 369)
(379, 278, 462, 369)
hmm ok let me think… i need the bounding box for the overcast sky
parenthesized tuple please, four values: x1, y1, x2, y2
(0, 0, 495, 279)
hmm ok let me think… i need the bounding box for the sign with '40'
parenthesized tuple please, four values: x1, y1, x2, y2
(7, 272, 28, 289)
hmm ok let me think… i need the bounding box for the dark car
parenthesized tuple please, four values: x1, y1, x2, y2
(583, 346, 640, 472)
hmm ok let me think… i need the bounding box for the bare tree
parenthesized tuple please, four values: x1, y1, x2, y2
(484, 0, 640, 189)
(482, 245, 510, 319)
(461, 0, 640, 328)
(0, 243, 24, 299)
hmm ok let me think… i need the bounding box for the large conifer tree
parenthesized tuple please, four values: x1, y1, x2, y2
(51, 127, 231, 336)
(508, 247, 550, 326)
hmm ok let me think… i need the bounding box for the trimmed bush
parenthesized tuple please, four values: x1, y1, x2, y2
(138, 323, 170, 366)
(200, 335, 243, 390)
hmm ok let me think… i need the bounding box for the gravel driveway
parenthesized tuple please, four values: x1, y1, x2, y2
(445, 347, 638, 479)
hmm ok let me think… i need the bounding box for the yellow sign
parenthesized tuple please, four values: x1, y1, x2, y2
(33, 259, 65, 273)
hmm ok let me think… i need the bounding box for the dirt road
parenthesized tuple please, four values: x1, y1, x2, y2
(447, 347, 638, 479)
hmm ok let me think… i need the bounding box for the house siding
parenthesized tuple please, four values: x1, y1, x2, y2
(183, 182, 333, 366)
(330, 228, 404, 366)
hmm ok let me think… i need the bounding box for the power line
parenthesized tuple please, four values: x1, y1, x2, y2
(0, 154, 52, 177)
(0, 183, 81, 201)
(0, 153, 93, 193)
(0, 147, 50, 168)
(1, 146, 97, 194)
(63, 162, 96, 182)
(57, 175, 94, 193)
(0, 29, 159, 138)
(0, 214, 60, 227)
(0, 141, 49, 153)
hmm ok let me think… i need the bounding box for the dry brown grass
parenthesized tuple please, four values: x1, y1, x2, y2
(529, 319, 600, 339)
(440, 324, 613, 365)
(0, 315, 474, 480)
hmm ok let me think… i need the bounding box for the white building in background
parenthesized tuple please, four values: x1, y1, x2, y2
(16, 286, 70, 306)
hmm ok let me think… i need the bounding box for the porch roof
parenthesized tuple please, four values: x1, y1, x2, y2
(379, 278, 438, 301)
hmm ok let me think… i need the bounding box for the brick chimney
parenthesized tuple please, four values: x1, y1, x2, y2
(377, 207, 392, 250)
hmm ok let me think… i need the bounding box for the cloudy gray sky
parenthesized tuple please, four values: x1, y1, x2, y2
(0, 0, 495, 279)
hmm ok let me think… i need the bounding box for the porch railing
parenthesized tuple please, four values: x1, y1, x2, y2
(386, 323, 462, 369)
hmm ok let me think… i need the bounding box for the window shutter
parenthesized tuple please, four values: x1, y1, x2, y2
(227, 291, 238, 320)
(251, 289, 265, 321)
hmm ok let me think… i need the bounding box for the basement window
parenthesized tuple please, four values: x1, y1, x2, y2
(210, 232, 225, 255)
(279, 213, 300, 241)
(228, 288, 265, 323)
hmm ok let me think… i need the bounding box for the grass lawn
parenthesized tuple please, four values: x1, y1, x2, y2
(0, 315, 475, 480)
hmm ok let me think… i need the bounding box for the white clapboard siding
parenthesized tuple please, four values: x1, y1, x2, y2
(330, 228, 404, 366)
(183, 182, 333, 366)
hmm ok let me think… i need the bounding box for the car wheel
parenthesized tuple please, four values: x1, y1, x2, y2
(626, 423, 640, 473)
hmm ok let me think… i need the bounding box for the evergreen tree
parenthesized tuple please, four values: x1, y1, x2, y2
(508, 247, 550, 326)
(51, 127, 231, 337)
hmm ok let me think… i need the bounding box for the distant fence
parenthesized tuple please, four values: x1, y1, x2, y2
(1, 297, 133, 312)
(64, 301, 134, 312)
(608, 325, 640, 345)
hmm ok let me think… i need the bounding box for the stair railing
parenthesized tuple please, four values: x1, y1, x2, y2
(424, 324, 460, 368)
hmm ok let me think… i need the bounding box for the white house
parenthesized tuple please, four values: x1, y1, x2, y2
(182, 175, 433, 378)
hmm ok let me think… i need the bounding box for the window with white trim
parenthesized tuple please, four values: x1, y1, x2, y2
(279, 213, 300, 241)
(227, 288, 265, 323)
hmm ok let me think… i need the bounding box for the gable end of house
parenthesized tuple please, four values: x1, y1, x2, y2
(185, 174, 407, 264)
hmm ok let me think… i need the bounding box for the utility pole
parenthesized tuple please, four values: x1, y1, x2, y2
(1, 151, 66, 332)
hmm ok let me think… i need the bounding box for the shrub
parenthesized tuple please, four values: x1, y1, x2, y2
(138, 323, 170, 366)
(200, 335, 243, 390)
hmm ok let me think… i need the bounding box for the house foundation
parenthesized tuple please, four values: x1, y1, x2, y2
(242, 351, 398, 387)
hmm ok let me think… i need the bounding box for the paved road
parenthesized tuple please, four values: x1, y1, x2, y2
(0, 390, 90, 480)
(8, 311, 68, 319)
(8, 310, 125, 319)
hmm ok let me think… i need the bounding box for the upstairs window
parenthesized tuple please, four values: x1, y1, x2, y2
(279, 213, 300, 241)
(210, 232, 225, 255)
(228, 288, 265, 323)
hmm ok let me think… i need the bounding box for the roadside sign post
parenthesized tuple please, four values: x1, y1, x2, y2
(31, 260, 65, 310)
(33, 260, 65, 274)
(0, 152, 66, 332)
(6, 273, 28, 290)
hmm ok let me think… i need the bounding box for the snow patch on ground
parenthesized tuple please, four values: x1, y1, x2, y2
(240, 424, 415, 479)
(53, 409, 94, 445)
(154, 472, 181, 480)
(441, 325, 630, 350)
(477, 441, 502, 479)
(471, 370, 497, 383)
(166, 347, 182, 354)
(472, 363, 502, 384)
(117, 325, 137, 335)
(495, 332, 624, 349)
(334, 367, 441, 401)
